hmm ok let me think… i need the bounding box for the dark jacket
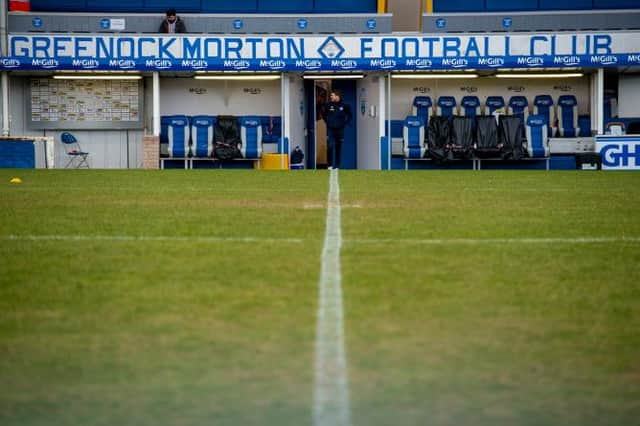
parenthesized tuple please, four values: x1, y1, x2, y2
(158, 17, 187, 33)
(323, 101, 352, 130)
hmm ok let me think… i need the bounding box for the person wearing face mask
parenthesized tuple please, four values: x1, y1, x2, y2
(158, 9, 187, 34)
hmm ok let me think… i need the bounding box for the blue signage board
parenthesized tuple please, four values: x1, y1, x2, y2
(233, 20, 243, 30)
(1, 33, 639, 72)
(32, 17, 43, 28)
(100, 19, 110, 30)
(297, 19, 308, 30)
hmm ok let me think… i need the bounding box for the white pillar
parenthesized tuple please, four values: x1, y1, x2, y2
(378, 73, 387, 170)
(385, 72, 391, 169)
(281, 72, 290, 155)
(1, 0, 9, 136)
(1, 73, 8, 136)
(596, 68, 604, 135)
(153, 72, 160, 136)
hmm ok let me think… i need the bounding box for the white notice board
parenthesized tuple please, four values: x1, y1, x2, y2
(29, 78, 143, 129)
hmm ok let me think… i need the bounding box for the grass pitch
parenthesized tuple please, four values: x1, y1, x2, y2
(1, 169, 639, 426)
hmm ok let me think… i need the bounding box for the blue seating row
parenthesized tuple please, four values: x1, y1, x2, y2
(411, 95, 583, 138)
(161, 115, 274, 159)
(403, 114, 550, 161)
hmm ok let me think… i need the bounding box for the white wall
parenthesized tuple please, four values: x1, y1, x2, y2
(159, 78, 281, 116)
(8, 76, 143, 169)
(390, 76, 591, 120)
(287, 75, 306, 158)
(357, 74, 382, 170)
(618, 75, 640, 118)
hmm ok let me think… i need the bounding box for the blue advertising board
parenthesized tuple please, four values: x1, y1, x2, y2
(1, 32, 639, 72)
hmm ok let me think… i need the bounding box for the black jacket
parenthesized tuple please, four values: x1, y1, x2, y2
(323, 101, 352, 130)
(158, 17, 187, 33)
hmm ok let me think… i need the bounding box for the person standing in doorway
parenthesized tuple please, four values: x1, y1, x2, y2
(322, 90, 352, 170)
(158, 9, 187, 33)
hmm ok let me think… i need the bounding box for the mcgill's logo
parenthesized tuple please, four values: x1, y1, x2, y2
(109, 59, 136, 69)
(517, 57, 544, 67)
(478, 57, 504, 67)
(1, 58, 20, 68)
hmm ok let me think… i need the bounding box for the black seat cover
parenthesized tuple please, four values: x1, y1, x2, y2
(475, 116, 500, 158)
(451, 116, 474, 159)
(499, 115, 525, 160)
(214, 116, 241, 160)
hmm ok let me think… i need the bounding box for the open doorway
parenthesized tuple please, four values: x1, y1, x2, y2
(305, 78, 358, 169)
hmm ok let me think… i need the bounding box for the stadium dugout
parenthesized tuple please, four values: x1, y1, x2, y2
(1, 0, 640, 171)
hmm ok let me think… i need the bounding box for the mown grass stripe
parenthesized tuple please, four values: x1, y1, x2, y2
(348, 237, 640, 245)
(1, 234, 303, 244)
(314, 169, 351, 426)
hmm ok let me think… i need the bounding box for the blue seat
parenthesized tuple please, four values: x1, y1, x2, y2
(436, 96, 457, 118)
(557, 95, 580, 137)
(160, 115, 174, 145)
(533, 95, 556, 137)
(240, 116, 263, 159)
(412, 96, 433, 131)
(485, 96, 505, 115)
(525, 115, 550, 158)
(461, 96, 481, 118)
(508, 96, 529, 124)
(261, 116, 281, 144)
(191, 115, 216, 158)
(60, 132, 90, 168)
(167, 115, 190, 158)
(402, 116, 427, 159)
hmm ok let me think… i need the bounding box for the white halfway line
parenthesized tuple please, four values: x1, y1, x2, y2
(314, 169, 352, 426)
(1, 234, 303, 244)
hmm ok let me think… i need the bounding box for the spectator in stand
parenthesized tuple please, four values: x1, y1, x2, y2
(159, 9, 187, 33)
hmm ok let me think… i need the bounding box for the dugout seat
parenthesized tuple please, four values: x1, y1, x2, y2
(190, 115, 215, 158)
(525, 114, 550, 158)
(428, 115, 452, 162)
(485, 96, 505, 115)
(214, 116, 242, 160)
(261, 116, 281, 144)
(460, 96, 481, 118)
(239, 116, 263, 159)
(436, 96, 457, 118)
(508, 96, 529, 124)
(450, 116, 474, 159)
(402, 116, 427, 159)
(412, 96, 433, 133)
(533, 95, 556, 137)
(167, 115, 191, 158)
(557, 95, 580, 137)
(499, 115, 526, 160)
(475, 115, 501, 158)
